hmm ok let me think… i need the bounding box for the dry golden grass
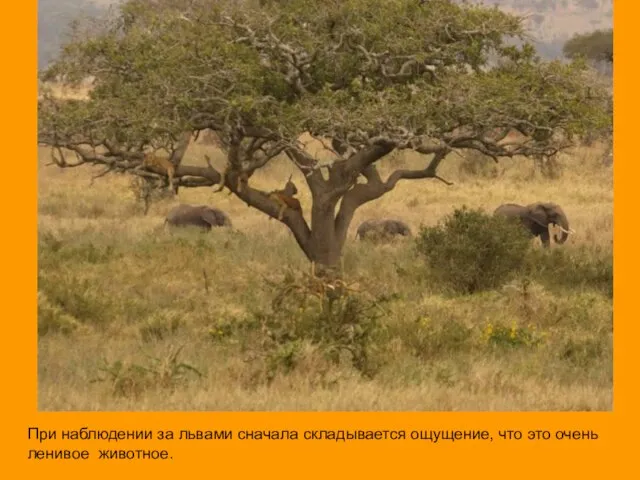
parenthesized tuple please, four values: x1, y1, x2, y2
(37, 133, 612, 411)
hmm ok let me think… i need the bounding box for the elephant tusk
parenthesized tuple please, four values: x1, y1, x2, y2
(557, 226, 575, 235)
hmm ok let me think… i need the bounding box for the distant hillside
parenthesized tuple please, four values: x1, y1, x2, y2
(37, 0, 613, 70)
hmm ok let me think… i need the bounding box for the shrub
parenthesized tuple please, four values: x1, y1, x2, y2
(224, 269, 391, 383)
(415, 206, 533, 294)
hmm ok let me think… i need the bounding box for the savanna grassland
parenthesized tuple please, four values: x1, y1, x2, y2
(37, 121, 613, 411)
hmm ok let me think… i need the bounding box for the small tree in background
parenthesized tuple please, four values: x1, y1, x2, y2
(563, 28, 613, 76)
(562, 27, 612, 148)
(38, 0, 611, 275)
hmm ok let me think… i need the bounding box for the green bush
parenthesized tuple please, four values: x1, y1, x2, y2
(219, 270, 391, 383)
(415, 206, 533, 294)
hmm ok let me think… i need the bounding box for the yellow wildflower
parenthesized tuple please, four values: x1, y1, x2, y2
(510, 320, 517, 339)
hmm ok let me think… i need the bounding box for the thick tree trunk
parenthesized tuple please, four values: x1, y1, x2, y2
(309, 243, 343, 277)
(306, 197, 344, 275)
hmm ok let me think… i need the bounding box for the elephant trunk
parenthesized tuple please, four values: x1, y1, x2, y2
(553, 210, 570, 244)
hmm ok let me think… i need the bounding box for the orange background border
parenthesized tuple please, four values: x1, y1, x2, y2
(1, 1, 634, 478)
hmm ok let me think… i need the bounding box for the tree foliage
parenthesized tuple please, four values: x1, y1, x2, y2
(415, 206, 532, 294)
(563, 28, 613, 65)
(38, 0, 612, 269)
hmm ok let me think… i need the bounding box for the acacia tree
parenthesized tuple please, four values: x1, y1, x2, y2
(38, 0, 610, 272)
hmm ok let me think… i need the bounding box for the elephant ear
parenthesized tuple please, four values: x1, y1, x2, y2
(200, 208, 221, 226)
(526, 204, 550, 228)
(538, 202, 564, 224)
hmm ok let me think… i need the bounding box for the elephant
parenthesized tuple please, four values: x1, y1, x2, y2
(493, 202, 574, 248)
(355, 218, 412, 241)
(164, 204, 232, 231)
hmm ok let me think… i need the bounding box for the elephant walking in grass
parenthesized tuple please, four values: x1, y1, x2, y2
(164, 204, 233, 231)
(355, 218, 412, 241)
(493, 202, 574, 248)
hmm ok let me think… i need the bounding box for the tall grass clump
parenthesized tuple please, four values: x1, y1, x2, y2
(527, 246, 613, 297)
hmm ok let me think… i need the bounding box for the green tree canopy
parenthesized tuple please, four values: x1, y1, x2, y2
(563, 28, 613, 65)
(38, 0, 612, 271)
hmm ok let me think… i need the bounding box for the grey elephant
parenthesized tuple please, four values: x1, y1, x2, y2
(355, 218, 412, 241)
(493, 202, 574, 248)
(164, 204, 232, 231)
